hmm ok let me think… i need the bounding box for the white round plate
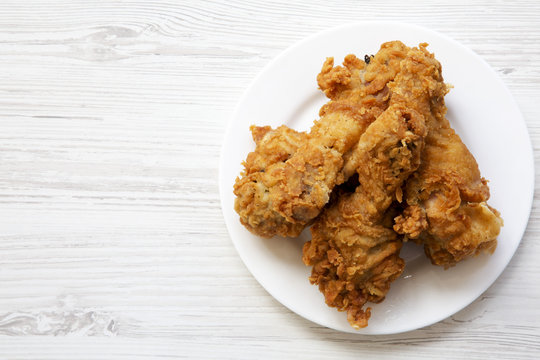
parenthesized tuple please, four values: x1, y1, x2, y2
(219, 22, 534, 334)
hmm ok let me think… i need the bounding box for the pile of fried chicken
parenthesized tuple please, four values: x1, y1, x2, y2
(233, 41, 503, 329)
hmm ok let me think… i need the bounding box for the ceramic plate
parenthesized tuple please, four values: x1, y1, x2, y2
(219, 22, 533, 334)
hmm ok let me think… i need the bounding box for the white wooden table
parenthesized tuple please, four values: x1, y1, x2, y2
(0, 1, 539, 358)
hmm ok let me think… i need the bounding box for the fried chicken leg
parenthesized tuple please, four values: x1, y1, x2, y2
(392, 45, 503, 267)
(303, 104, 426, 328)
(234, 41, 409, 238)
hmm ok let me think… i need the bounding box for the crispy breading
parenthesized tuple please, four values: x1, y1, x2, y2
(303, 103, 426, 328)
(233, 40, 504, 329)
(233, 41, 409, 238)
(391, 45, 503, 267)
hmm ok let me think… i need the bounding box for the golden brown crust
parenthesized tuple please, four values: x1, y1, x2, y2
(303, 103, 426, 328)
(390, 44, 503, 267)
(234, 41, 410, 238)
(235, 40, 504, 329)
(233, 125, 309, 237)
(316, 58, 352, 99)
(393, 205, 428, 239)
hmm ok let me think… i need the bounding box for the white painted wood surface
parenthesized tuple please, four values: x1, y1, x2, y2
(0, 1, 538, 358)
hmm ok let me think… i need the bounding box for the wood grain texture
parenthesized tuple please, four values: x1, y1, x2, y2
(0, 0, 539, 358)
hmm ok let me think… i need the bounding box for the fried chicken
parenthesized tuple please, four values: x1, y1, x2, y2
(392, 45, 503, 267)
(234, 41, 409, 238)
(233, 125, 309, 236)
(303, 103, 426, 328)
(232, 39, 504, 329)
